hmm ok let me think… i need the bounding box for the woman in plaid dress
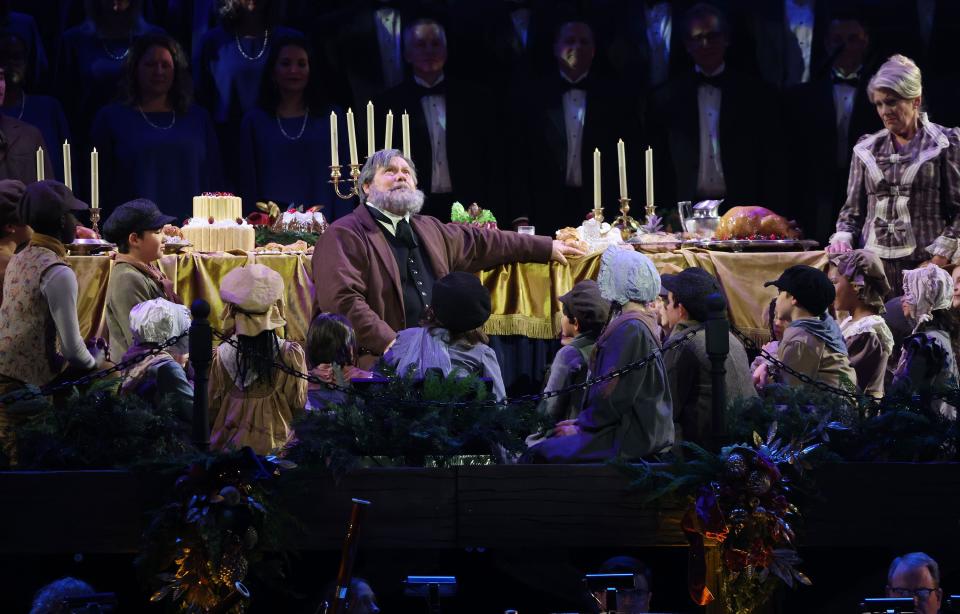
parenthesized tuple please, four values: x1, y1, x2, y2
(828, 55, 960, 297)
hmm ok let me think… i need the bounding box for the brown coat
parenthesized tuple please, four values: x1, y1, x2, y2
(0, 115, 53, 184)
(311, 204, 553, 357)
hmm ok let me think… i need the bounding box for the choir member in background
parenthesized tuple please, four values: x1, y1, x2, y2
(194, 0, 300, 190)
(56, 0, 164, 164)
(377, 17, 500, 215)
(784, 10, 879, 245)
(91, 34, 222, 219)
(828, 54, 960, 296)
(514, 16, 639, 229)
(0, 64, 52, 184)
(239, 35, 347, 219)
(0, 33, 70, 183)
(0, 2, 48, 87)
(646, 2, 782, 214)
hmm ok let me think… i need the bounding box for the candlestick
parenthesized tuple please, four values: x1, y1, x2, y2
(384, 110, 394, 150)
(592, 148, 601, 210)
(401, 110, 410, 158)
(329, 111, 339, 167)
(36, 147, 44, 182)
(346, 108, 358, 166)
(366, 101, 376, 158)
(90, 148, 99, 209)
(617, 139, 628, 200)
(645, 146, 654, 212)
(62, 141, 72, 190)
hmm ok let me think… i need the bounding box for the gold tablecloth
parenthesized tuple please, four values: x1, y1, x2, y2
(70, 249, 828, 344)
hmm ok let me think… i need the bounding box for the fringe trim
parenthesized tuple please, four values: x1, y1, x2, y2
(483, 314, 557, 339)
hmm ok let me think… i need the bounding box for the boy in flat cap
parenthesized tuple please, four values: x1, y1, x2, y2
(102, 199, 178, 361)
(537, 279, 610, 424)
(661, 267, 756, 446)
(764, 265, 857, 393)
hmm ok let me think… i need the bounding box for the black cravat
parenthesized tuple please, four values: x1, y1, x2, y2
(395, 218, 418, 249)
(832, 73, 860, 86)
(696, 71, 726, 88)
(415, 80, 447, 97)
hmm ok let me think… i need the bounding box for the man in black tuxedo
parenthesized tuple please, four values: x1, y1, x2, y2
(746, 0, 833, 90)
(376, 17, 501, 217)
(785, 11, 879, 244)
(512, 17, 640, 231)
(647, 3, 782, 214)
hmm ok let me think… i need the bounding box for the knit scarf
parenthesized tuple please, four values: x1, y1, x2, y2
(115, 253, 180, 303)
(29, 233, 67, 259)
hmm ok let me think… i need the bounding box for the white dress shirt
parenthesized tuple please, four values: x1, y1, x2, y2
(510, 8, 532, 48)
(416, 75, 452, 194)
(784, 0, 815, 86)
(832, 68, 859, 167)
(374, 7, 404, 89)
(644, 2, 673, 87)
(561, 72, 588, 187)
(696, 65, 726, 198)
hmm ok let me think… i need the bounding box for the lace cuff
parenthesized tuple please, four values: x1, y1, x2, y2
(925, 235, 959, 262)
(828, 231, 854, 247)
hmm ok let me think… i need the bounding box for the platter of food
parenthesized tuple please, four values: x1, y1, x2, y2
(626, 233, 684, 252)
(684, 238, 819, 252)
(66, 238, 116, 255)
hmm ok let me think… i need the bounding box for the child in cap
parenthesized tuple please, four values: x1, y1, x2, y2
(304, 312, 372, 411)
(382, 271, 506, 400)
(892, 266, 960, 418)
(526, 247, 674, 463)
(829, 250, 894, 399)
(102, 199, 179, 361)
(209, 264, 307, 454)
(120, 298, 193, 416)
(751, 298, 788, 391)
(764, 265, 858, 393)
(537, 279, 609, 424)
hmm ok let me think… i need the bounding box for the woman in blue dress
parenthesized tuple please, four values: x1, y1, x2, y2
(239, 35, 351, 220)
(91, 33, 222, 220)
(194, 0, 299, 190)
(57, 0, 164, 149)
(0, 33, 70, 183)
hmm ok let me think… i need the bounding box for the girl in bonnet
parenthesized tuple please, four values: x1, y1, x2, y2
(829, 249, 895, 399)
(891, 265, 960, 418)
(526, 247, 673, 462)
(209, 264, 307, 454)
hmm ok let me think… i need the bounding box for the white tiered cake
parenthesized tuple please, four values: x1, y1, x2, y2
(180, 193, 255, 252)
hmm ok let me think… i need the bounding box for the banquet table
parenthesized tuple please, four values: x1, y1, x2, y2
(70, 248, 828, 348)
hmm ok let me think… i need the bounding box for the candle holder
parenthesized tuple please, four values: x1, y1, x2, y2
(330, 164, 362, 200)
(613, 197, 640, 241)
(592, 206, 604, 225)
(90, 207, 102, 235)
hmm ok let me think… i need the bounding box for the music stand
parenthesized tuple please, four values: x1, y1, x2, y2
(584, 572, 636, 613)
(859, 597, 915, 613)
(404, 575, 457, 614)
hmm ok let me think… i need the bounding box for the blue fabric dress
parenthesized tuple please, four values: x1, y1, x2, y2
(195, 25, 302, 124)
(238, 106, 353, 220)
(90, 103, 223, 220)
(1, 94, 70, 183)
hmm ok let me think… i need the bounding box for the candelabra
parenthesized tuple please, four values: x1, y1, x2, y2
(613, 197, 641, 240)
(330, 164, 362, 200)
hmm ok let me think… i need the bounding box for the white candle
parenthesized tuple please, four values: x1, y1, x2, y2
(62, 141, 72, 190)
(90, 148, 99, 209)
(329, 111, 339, 167)
(36, 147, 44, 181)
(401, 110, 411, 159)
(617, 139, 628, 200)
(593, 148, 601, 209)
(384, 110, 394, 150)
(346, 108, 358, 166)
(645, 146, 654, 207)
(366, 100, 375, 158)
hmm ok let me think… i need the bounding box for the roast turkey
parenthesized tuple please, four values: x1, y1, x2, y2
(714, 206, 800, 240)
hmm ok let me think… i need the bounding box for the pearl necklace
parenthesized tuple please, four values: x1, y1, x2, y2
(138, 105, 176, 130)
(100, 37, 130, 61)
(235, 30, 269, 60)
(276, 108, 309, 141)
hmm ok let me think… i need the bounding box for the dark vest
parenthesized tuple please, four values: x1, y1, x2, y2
(367, 206, 437, 328)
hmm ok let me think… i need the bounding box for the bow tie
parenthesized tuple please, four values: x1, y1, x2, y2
(696, 71, 726, 88)
(832, 73, 860, 86)
(414, 81, 446, 97)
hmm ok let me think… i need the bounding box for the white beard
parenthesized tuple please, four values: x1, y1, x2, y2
(367, 186, 425, 216)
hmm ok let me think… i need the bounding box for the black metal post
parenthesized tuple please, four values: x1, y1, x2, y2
(190, 299, 212, 451)
(705, 292, 729, 444)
